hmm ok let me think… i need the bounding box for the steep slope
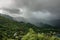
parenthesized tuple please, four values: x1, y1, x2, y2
(0, 16, 37, 34)
(0, 15, 60, 40)
(0, 15, 60, 33)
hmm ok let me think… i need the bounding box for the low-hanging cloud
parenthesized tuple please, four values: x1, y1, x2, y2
(0, 0, 60, 26)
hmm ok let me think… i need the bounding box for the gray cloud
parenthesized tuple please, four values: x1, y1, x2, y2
(0, 0, 60, 26)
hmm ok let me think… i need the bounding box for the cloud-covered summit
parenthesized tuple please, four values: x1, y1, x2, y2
(0, 0, 60, 26)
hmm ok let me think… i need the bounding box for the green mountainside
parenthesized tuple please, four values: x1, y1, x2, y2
(0, 16, 60, 40)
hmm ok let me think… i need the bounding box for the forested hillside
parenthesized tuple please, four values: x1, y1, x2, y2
(0, 16, 60, 40)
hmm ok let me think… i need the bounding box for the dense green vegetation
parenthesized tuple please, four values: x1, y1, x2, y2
(0, 16, 60, 40)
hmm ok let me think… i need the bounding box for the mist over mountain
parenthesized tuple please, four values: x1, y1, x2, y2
(0, 0, 60, 27)
(0, 0, 60, 40)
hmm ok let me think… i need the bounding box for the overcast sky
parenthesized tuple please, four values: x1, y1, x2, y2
(0, 0, 60, 26)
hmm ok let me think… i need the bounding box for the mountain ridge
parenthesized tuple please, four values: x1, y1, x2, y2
(0, 15, 60, 33)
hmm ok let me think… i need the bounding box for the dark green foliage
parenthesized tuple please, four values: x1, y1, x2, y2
(0, 16, 60, 40)
(22, 28, 60, 40)
(0, 16, 37, 39)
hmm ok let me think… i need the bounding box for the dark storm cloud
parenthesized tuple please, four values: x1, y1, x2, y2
(0, 0, 60, 26)
(2, 8, 20, 14)
(16, 0, 60, 10)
